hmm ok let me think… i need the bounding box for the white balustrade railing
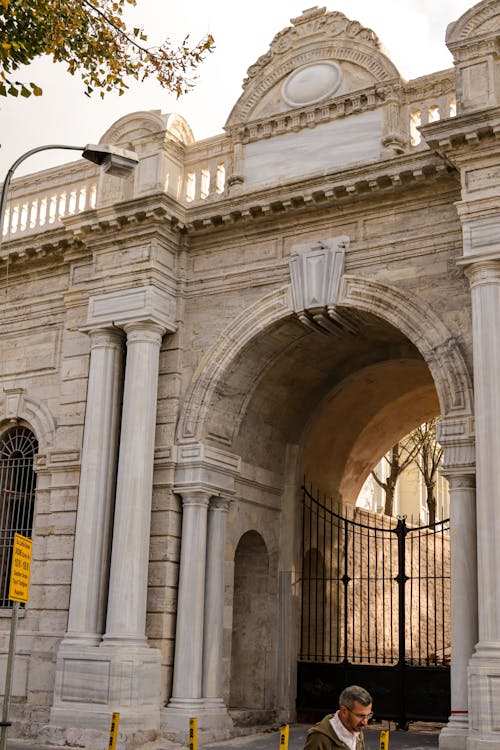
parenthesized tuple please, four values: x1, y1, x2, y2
(2, 179, 98, 240)
(0, 82, 460, 244)
(1, 138, 231, 243)
(405, 70, 457, 147)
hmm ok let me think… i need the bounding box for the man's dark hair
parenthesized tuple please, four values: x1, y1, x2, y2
(339, 685, 373, 708)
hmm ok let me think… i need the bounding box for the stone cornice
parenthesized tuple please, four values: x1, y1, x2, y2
(0, 193, 186, 268)
(0, 152, 457, 265)
(226, 82, 391, 144)
(62, 192, 186, 241)
(402, 69, 455, 103)
(420, 106, 500, 158)
(448, 33, 500, 62)
(0, 232, 71, 270)
(183, 150, 456, 234)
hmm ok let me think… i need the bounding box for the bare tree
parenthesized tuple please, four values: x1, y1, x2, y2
(409, 419, 443, 526)
(371, 437, 421, 517)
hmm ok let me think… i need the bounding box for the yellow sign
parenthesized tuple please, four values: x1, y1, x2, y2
(8, 533, 32, 603)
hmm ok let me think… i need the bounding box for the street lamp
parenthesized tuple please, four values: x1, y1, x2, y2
(0, 143, 139, 242)
(0, 140, 138, 750)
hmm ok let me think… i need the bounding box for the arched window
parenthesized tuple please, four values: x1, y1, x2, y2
(0, 426, 38, 607)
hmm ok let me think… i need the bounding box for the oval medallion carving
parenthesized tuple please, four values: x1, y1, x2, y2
(281, 61, 343, 107)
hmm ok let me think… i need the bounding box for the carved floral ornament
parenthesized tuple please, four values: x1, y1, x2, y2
(243, 6, 384, 87)
(224, 5, 402, 133)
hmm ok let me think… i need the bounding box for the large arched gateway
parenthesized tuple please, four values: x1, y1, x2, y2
(1, 2, 500, 750)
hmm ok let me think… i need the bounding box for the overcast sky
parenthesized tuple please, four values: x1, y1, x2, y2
(0, 0, 474, 178)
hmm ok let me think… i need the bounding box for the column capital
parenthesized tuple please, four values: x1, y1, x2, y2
(176, 490, 211, 509)
(210, 496, 231, 512)
(173, 442, 241, 498)
(445, 473, 476, 490)
(437, 416, 475, 477)
(86, 326, 124, 350)
(123, 320, 165, 345)
(464, 258, 500, 286)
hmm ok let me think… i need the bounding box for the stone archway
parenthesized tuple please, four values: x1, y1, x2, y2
(177, 275, 473, 452)
(175, 271, 474, 729)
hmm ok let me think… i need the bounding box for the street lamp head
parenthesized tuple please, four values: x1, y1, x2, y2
(1, 142, 140, 245)
(81, 144, 139, 178)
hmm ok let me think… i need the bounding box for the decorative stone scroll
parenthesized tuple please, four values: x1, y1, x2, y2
(289, 235, 349, 333)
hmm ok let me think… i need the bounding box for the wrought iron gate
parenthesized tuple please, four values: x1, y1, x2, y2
(297, 485, 450, 727)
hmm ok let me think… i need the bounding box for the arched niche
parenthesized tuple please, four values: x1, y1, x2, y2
(229, 530, 276, 721)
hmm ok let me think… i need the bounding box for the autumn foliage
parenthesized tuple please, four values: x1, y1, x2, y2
(0, 0, 214, 98)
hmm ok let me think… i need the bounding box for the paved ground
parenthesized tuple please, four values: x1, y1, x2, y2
(202, 723, 441, 750)
(7, 722, 441, 750)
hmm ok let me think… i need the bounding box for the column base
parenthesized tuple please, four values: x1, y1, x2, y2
(440, 713, 469, 750)
(162, 698, 233, 737)
(50, 642, 161, 745)
(467, 642, 500, 750)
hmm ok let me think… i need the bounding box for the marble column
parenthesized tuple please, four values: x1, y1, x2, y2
(439, 473, 477, 750)
(465, 260, 500, 750)
(167, 491, 210, 713)
(203, 497, 230, 708)
(103, 321, 165, 645)
(63, 327, 124, 645)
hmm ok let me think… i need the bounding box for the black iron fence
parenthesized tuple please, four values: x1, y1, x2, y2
(297, 485, 450, 726)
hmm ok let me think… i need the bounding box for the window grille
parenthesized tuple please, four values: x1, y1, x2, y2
(0, 426, 38, 607)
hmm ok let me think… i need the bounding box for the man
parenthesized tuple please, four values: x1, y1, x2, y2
(303, 685, 373, 750)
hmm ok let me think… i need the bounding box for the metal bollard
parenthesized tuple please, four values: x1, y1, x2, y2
(108, 712, 120, 750)
(189, 717, 198, 750)
(279, 724, 289, 749)
(379, 729, 390, 750)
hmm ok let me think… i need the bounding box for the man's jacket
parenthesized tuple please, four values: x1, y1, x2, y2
(303, 714, 366, 750)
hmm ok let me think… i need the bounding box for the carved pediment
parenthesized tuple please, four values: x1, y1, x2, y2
(446, 0, 500, 57)
(99, 110, 194, 151)
(225, 6, 402, 131)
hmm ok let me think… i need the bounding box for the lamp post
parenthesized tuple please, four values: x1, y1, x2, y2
(0, 141, 138, 750)
(0, 142, 139, 242)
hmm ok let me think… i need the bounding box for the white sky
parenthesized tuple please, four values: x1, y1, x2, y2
(0, 0, 474, 178)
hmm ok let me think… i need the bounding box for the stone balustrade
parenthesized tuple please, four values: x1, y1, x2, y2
(0, 71, 458, 243)
(1, 160, 99, 242)
(404, 70, 457, 147)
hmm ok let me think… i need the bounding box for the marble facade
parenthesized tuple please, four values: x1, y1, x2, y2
(1, 2, 500, 749)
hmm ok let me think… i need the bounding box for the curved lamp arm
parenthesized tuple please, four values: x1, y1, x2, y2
(0, 143, 138, 243)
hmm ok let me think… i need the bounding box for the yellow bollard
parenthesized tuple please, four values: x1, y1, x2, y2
(379, 729, 389, 750)
(279, 724, 289, 749)
(189, 717, 198, 750)
(108, 712, 120, 750)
